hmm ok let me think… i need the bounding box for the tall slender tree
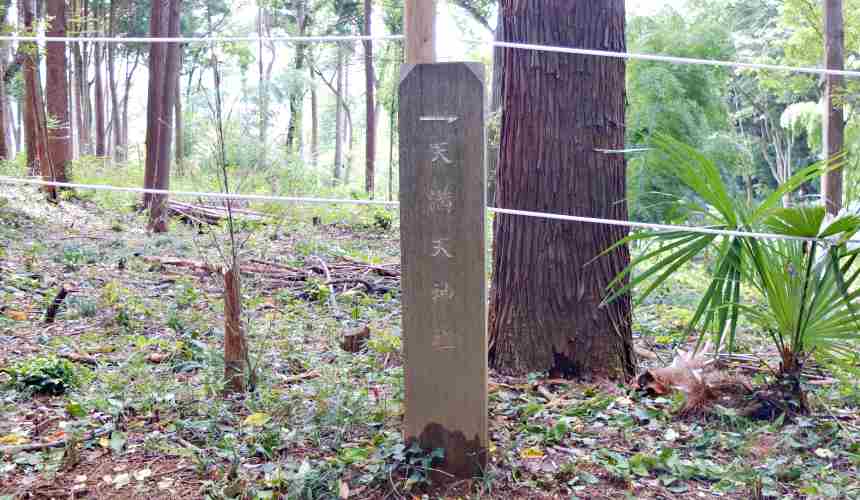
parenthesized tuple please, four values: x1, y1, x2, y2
(46, 0, 71, 182)
(332, 44, 344, 185)
(489, 0, 635, 379)
(822, 0, 844, 214)
(363, 0, 375, 196)
(144, 0, 181, 232)
(93, 8, 107, 157)
(108, 0, 124, 162)
(0, 0, 12, 160)
(285, 0, 308, 157)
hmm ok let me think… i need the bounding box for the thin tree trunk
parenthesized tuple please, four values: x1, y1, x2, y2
(0, 1, 9, 161)
(46, 0, 71, 182)
(286, 1, 306, 157)
(489, 0, 634, 379)
(94, 40, 106, 156)
(0, 0, 10, 160)
(487, 9, 504, 206)
(148, 0, 181, 233)
(257, 6, 274, 169)
(388, 100, 395, 201)
(174, 65, 183, 172)
(13, 96, 20, 153)
(333, 45, 344, 185)
(73, 40, 88, 155)
(363, 0, 375, 197)
(144, 0, 168, 209)
(310, 65, 319, 169)
(822, 0, 844, 215)
(20, 0, 56, 198)
(344, 55, 352, 184)
(108, 0, 123, 162)
(121, 51, 140, 163)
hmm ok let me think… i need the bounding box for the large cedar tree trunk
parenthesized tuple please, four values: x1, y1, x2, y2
(489, 0, 635, 379)
(46, 0, 71, 182)
(363, 0, 375, 197)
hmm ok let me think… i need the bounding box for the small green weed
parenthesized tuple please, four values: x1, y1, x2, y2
(2, 355, 79, 395)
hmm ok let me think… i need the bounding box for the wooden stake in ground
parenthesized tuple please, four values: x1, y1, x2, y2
(223, 267, 246, 393)
(399, 63, 487, 478)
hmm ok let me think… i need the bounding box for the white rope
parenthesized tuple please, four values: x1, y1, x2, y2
(0, 176, 399, 207)
(0, 34, 404, 44)
(488, 207, 840, 244)
(2, 176, 855, 245)
(471, 39, 860, 79)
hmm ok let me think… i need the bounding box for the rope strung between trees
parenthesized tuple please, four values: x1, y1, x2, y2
(463, 39, 860, 79)
(0, 32, 856, 79)
(3, 176, 856, 245)
(0, 34, 405, 44)
(0, 176, 400, 206)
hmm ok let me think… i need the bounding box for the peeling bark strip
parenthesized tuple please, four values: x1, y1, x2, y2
(223, 267, 246, 393)
(489, 0, 635, 379)
(399, 63, 487, 478)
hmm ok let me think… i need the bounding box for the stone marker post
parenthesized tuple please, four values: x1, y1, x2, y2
(399, 62, 487, 478)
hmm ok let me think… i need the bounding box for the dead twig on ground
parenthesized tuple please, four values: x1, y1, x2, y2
(44, 284, 73, 324)
(0, 425, 114, 455)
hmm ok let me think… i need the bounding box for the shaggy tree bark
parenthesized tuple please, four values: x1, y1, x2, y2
(488, 0, 635, 379)
(20, 0, 55, 198)
(46, 0, 71, 182)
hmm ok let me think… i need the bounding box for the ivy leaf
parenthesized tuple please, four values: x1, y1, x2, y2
(243, 412, 271, 427)
(0, 434, 28, 446)
(520, 447, 544, 459)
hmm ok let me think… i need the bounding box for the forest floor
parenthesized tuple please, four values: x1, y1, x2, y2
(0, 184, 859, 500)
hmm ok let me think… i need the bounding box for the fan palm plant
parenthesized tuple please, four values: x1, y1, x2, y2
(606, 135, 860, 407)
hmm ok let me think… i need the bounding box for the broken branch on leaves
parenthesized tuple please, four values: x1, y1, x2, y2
(141, 255, 399, 295)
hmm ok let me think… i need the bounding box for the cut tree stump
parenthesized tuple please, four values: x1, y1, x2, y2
(340, 325, 371, 353)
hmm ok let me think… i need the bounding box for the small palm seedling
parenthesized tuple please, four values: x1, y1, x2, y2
(606, 135, 860, 413)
